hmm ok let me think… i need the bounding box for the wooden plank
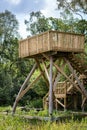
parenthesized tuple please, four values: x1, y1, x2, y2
(55, 94, 66, 98)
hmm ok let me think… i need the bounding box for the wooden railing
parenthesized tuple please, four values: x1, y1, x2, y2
(54, 82, 72, 98)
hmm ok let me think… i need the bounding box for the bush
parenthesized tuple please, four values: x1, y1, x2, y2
(27, 99, 43, 108)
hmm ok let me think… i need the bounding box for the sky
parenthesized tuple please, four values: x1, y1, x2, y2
(0, 0, 59, 38)
(0, 0, 87, 38)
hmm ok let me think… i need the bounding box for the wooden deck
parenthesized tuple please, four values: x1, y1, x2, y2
(19, 31, 84, 58)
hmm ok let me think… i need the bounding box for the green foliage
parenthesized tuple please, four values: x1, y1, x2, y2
(33, 77, 48, 96)
(0, 10, 19, 105)
(25, 11, 51, 35)
(25, 11, 87, 36)
(0, 107, 87, 130)
(0, 70, 13, 105)
(57, 0, 87, 17)
(1, 108, 87, 130)
(0, 10, 36, 106)
(27, 99, 43, 108)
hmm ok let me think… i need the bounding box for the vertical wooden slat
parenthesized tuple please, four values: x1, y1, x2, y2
(48, 31, 50, 50)
(37, 35, 38, 54)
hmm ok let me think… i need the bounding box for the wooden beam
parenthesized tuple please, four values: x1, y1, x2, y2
(53, 61, 67, 91)
(65, 59, 87, 97)
(65, 74, 73, 82)
(67, 84, 73, 92)
(12, 63, 37, 115)
(55, 94, 66, 98)
(17, 74, 42, 101)
(54, 62, 82, 93)
(52, 68, 58, 83)
(81, 96, 86, 110)
(42, 54, 82, 93)
(43, 92, 49, 109)
(49, 56, 53, 116)
(42, 59, 50, 82)
(53, 73, 61, 91)
(55, 99, 65, 108)
(35, 58, 49, 86)
(15, 64, 50, 103)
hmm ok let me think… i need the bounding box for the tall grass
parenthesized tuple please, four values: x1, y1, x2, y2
(0, 115, 87, 130)
(0, 107, 87, 130)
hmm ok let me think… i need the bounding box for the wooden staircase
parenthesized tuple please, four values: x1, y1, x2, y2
(43, 53, 87, 111)
(43, 81, 80, 110)
(67, 53, 87, 77)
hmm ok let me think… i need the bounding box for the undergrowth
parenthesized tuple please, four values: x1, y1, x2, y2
(0, 107, 87, 130)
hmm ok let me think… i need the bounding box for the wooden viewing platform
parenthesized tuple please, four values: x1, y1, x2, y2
(19, 30, 84, 58)
(12, 30, 87, 116)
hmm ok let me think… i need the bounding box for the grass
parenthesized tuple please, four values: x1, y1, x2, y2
(0, 115, 87, 130)
(0, 106, 87, 130)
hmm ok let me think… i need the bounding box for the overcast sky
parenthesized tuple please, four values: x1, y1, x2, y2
(0, 0, 87, 38)
(0, 0, 59, 38)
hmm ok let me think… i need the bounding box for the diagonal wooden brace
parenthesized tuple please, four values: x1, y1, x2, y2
(12, 63, 37, 115)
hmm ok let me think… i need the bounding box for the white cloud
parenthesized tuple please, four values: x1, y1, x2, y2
(6, 0, 21, 5)
(41, 0, 60, 18)
(16, 13, 29, 38)
(16, 0, 60, 38)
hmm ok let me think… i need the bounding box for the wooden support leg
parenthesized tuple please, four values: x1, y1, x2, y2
(55, 99, 58, 111)
(82, 95, 85, 112)
(49, 56, 53, 116)
(12, 63, 37, 115)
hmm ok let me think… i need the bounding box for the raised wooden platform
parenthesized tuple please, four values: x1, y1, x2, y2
(12, 31, 87, 115)
(19, 31, 84, 58)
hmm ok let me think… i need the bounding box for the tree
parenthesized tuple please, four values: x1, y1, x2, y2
(25, 11, 74, 36)
(57, 0, 87, 18)
(0, 10, 20, 105)
(0, 10, 19, 60)
(25, 11, 52, 36)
